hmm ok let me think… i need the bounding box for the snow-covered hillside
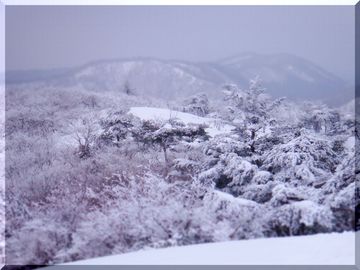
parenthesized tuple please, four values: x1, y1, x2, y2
(129, 107, 233, 137)
(6, 53, 351, 105)
(68, 232, 355, 265)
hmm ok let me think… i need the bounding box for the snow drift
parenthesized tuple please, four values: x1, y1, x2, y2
(68, 232, 355, 265)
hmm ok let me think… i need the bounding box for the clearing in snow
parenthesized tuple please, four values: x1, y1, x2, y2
(129, 107, 234, 137)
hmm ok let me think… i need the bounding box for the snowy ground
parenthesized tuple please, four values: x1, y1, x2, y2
(67, 232, 355, 265)
(129, 107, 234, 137)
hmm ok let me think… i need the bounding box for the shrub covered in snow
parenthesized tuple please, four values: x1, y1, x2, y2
(5, 78, 356, 265)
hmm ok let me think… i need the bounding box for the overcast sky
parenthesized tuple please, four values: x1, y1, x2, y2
(6, 6, 354, 81)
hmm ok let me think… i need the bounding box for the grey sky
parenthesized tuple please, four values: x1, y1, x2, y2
(6, 6, 354, 81)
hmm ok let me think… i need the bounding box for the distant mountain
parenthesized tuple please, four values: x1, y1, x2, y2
(5, 67, 76, 84)
(216, 52, 352, 105)
(67, 58, 227, 100)
(6, 53, 353, 106)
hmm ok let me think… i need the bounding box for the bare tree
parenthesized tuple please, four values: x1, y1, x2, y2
(71, 117, 99, 159)
(122, 80, 136, 96)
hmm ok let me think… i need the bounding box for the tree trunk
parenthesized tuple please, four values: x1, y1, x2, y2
(250, 141, 255, 153)
(162, 144, 168, 165)
(251, 129, 256, 140)
(250, 129, 256, 153)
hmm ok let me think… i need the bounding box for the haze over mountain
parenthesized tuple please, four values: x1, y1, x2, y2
(6, 53, 352, 106)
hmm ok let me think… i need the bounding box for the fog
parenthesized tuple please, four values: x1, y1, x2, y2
(6, 6, 354, 81)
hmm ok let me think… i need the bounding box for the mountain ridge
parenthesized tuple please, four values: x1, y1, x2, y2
(5, 53, 353, 106)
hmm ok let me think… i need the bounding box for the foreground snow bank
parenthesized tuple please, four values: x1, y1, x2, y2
(68, 232, 354, 265)
(129, 107, 233, 137)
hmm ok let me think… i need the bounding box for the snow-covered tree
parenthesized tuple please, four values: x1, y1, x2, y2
(182, 93, 210, 117)
(265, 200, 334, 236)
(99, 111, 139, 146)
(133, 119, 208, 165)
(222, 77, 284, 153)
(300, 102, 341, 134)
(261, 131, 338, 186)
(71, 116, 100, 158)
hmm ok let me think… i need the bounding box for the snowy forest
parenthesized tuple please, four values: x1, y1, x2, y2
(3, 73, 357, 265)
